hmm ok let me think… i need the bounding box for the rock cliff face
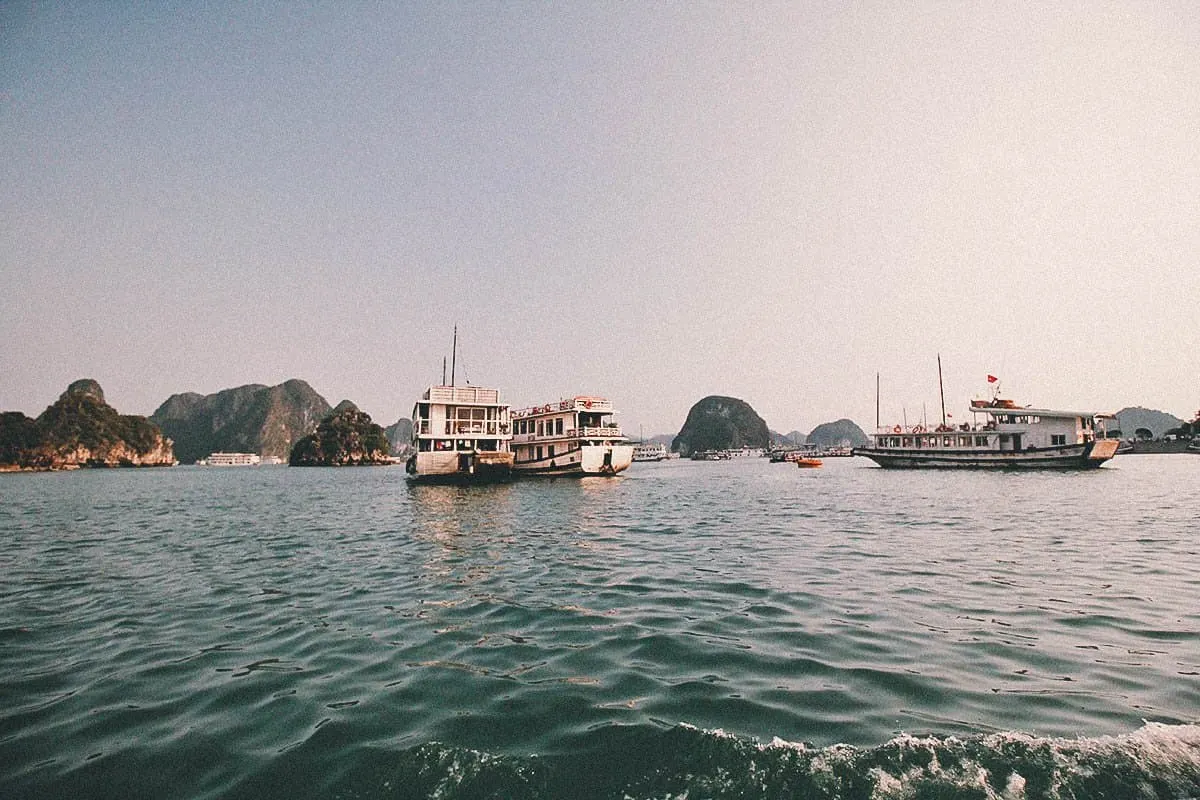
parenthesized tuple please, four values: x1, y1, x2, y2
(671, 396, 770, 456)
(1112, 407, 1184, 440)
(806, 419, 870, 448)
(289, 407, 392, 466)
(0, 379, 175, 470)
(383, 417, 414, 457)
(151, 379, 332, 463)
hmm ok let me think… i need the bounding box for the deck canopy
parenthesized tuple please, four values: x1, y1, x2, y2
(970, 406, 1114, 419)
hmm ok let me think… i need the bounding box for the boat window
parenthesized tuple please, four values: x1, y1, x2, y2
(435, 440, 453, 451)
(538, 421, 544, 436)
(536, 446, 543, 461)
(1051, 434, 1067, 446)
(457, 439, 472, 451)
(957, 436, 970, 447)
(902, 437, 913, 447)
(943, 436, 952, 447)
(549, 445, 555, 458)
(974, 436, 989, 447)
(555, 418, 564, 435)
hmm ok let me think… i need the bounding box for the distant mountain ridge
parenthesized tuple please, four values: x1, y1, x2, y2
(150, 379, 332, 463)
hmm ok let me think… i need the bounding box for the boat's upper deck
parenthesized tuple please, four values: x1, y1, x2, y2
(412, 385, 512, 441)
(421, 385, 503, 406)
(513, 396, 614, 417)
(510, 397, 625, 444)
(968, 403, 1114, 421)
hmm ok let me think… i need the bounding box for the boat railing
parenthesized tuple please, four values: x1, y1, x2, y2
(424, 386, 501, 405)
(442, 421, 508, 436)
(572, 425, 624, 439)
(876, 423, 990, 435)
(513, 397, 616, 416)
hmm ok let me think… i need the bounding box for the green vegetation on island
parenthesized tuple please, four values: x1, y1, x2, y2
(288, 405, 392, 466)
(806, 419, 870, 448)
(671, 396, 771, 457)
(0, 379, 175, 470)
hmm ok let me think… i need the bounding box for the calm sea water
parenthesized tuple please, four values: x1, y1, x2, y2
(2, 455, 1198, 799)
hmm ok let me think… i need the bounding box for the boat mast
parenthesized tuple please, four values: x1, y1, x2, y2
(938, 354, 946, 428)
(442, 357, 447, 386)
(450, 324, 458, 387)
(875, 372, 880, 431)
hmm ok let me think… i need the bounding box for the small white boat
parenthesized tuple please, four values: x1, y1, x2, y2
(197, 452, 260, 466)
(511, 396, 633, 476)
(632, 442, 668, 462)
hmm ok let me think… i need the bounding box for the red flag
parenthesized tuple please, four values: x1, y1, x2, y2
(987, 374, 998, 383)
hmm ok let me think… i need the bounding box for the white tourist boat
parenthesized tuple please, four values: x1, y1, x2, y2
(197, 452, 260, 466)
(511, 396, 634, 476)
(632, 442, 668, 462)
(854, 397, 1120, 469)
(406, 384, 514, 483)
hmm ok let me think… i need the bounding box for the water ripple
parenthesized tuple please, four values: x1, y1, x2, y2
(2, 458, 1199, 797)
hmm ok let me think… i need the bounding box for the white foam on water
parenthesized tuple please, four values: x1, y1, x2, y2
(757, 722, 1200, 800)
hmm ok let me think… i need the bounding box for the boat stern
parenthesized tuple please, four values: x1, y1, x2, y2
(1085, 438, 1120, 463)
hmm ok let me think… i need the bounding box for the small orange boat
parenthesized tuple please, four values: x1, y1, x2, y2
(794, 458, 823, 468)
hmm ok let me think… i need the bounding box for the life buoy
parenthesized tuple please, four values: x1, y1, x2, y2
(584, 400, 593, 409)
(912, 425, 924, 434)
(893, 426, 902, 433)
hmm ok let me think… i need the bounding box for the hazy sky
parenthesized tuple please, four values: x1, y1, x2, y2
(3, 2, 1198, 436)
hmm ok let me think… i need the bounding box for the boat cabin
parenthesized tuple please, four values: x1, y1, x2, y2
(411, 385, 511, 456)
(510, 396, 625, 466)
(872, 403, 1111, 453)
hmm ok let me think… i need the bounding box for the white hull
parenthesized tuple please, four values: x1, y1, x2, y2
(406, 450, 514, 483)
(513, 444, 634, 476)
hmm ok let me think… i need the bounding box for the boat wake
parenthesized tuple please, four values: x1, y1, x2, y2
(369, 721, 1200, 799)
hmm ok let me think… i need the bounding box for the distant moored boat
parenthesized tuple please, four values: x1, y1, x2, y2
(197, 452, 261, 466)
